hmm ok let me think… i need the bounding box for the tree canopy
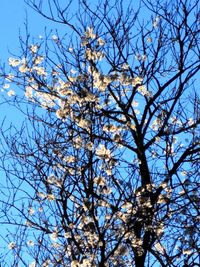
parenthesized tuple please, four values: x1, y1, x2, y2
(0, 0, 200, 266)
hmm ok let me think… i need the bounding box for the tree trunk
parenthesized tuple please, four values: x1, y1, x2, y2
(135, 254, 146, 267)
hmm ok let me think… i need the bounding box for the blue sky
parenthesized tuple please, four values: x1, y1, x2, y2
(0, 1, 78, 63)
(0, 1, 52, 62)
(0, 1, 63, 126)
(0, 1, 37, 124)
(0, 1, 29, 62)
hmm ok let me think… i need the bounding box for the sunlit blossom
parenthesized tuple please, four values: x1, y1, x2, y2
(8, 57, 21, 67)
(95, 144, 112, 161)
(27, 240, 34, 246)
(7, 90, 16, 97)
(85, 27, 96, 39)
(28, 207, 35, 216)
(3, 83, 10, 89)
(52, 34, 58, 41)
(29, 262, 36, 267)
(30, 44, 39, 53)
(8, 242, 16, 250)
(97, 37, 105, 46)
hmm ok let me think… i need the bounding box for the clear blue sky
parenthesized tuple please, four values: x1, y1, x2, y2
(0, 1, 76, 62)
(0, 1, 30, 62)
(0, 0, 56, 61)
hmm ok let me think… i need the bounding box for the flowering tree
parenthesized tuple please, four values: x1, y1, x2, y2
(0, 0, 200, 266)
